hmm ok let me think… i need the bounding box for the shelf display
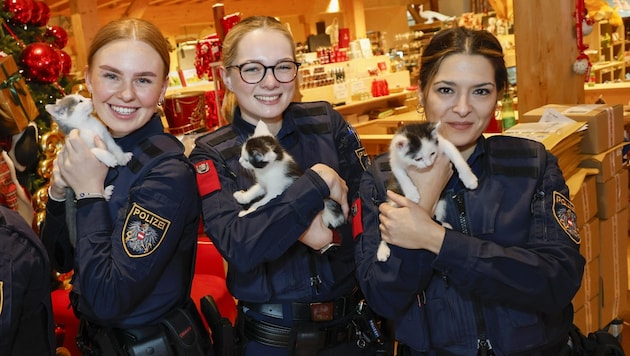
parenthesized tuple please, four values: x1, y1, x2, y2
(583, 19, 630, 83)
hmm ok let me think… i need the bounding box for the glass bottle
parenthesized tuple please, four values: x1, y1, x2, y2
(501, 91, 516, 131)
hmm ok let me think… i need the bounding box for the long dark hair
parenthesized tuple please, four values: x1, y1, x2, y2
(419, 27, 507, 96)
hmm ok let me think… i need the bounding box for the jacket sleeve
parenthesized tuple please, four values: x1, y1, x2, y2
(354, 159, 436, 319)
(40, 198, 74, 273)
(73, 158, 199, 322)
(432, 151, 585, 314)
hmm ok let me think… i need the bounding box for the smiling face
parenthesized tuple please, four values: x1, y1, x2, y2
(221, 28, 296, 126)
(85, 39, 168, 138)
(420, 53, 498, 152)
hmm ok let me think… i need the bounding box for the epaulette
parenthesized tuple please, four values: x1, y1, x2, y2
(486, 135, 544, 179)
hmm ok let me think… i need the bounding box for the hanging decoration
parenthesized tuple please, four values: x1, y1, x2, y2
(573, 0, 594, 80)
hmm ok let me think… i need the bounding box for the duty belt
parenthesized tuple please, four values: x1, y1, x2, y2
(243, 316, 355, 348)
(240, 289, 360, 322)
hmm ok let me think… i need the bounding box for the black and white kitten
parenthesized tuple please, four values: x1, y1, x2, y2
(234, 120, 345, 229)
(376, 122, 478, 262)
(45, 94, 133, 246)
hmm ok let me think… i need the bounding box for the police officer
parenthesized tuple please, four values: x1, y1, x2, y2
(40, 18, 211, 355)
(354, 27, 586, 355)
(0, 203, 56, 355)
(189, 16, 388, 356)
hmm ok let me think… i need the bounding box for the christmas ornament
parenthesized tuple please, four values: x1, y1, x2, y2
(4, 0, 34, 25)
(27, 0, 40, 26)
(58, 49, 72, 75)
(46, 25, 68, 49)
(21, 42, 62, 83)
(34, 1, 50, 27)
(573, 0, 592, 81)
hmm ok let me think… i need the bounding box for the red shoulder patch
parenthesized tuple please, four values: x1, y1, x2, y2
(351, 198, 363, 240)
(195, 160, 221, 196)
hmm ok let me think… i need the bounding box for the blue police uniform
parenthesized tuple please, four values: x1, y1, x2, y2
(189, 101, 386, 355)
(41, 115, 211, 355)
(355, 135, 585, 355)
(0, 205, 56, 356)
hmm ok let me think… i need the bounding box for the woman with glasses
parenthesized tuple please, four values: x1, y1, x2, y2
(189, 16, 385, 356)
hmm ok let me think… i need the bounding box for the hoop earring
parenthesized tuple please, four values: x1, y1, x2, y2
(416, 104, 427, 120)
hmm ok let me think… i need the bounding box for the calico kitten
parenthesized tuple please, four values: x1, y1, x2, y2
(45, 94, 133, 246)
(376, 122, 478, 262)
(234, 120, 345, 229)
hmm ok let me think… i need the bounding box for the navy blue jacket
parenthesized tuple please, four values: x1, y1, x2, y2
(190, 102, 369, 306)
(355, 135, 585, 355)
(0, 205, 55, 355)
(41, 116, 200, 328)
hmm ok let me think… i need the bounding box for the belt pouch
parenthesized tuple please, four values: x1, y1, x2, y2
(124, 330, 171, 356)
(161, 306, 208, 356)
(289, 323, 325, 356)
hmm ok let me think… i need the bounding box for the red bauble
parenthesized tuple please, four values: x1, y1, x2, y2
(4, 0, 35, 25)
(34, 1, 50, 27)
(21, 43, 62, 83)
(58, 49, 72, 76)
(46, 25, 68, 49)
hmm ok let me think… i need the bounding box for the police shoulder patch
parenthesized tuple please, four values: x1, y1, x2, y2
(552, 191, 580, 244)
(122, 203, 171, 257)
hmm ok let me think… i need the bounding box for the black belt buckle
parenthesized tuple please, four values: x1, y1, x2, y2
(309, 302, 335, 321)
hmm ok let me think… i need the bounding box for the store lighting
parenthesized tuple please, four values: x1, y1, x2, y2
(327, 0, 340, 13)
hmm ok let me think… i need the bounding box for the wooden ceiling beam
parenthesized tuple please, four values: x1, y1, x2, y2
(122, 0, 150, 18)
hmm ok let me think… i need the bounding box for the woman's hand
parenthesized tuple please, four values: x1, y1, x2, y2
(379, 191, 445, 254)
(406, 151, 453, 214)
(56, 130, 109, 195)
(298, 211, 333, 250)
(310, 163, 349, 218)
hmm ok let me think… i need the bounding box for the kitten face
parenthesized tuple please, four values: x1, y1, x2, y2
(45, 94, 94, 132)
(239, 135, 283, 170)
(391, 122, 439, 169)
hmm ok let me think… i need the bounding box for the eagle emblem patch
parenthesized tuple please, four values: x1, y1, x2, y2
(552, 191, 580, 244)
(123, 203, 170, 257)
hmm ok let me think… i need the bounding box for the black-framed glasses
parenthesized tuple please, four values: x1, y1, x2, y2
(226, 61, 301, 84)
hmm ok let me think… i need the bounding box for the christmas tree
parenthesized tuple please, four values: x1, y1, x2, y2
(0, 0, 79, 220)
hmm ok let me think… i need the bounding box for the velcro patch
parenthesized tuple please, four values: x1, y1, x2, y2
(123, 203, 170, 257)
(195, 160, 221, 196)
(351, 198, 363, 240)
(552, 191, 580, 244)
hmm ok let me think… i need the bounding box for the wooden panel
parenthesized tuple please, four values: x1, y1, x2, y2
(513, 0, 585, 114)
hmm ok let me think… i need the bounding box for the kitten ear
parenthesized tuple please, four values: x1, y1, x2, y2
(390, 135, 409, 153)
(253, 120, 271, 137)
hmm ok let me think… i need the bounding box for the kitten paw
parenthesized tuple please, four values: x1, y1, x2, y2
(233, 191, 248, 204)
(118, 152, 133, 165)
(461, 174, 478, 190)
(103, 185, 114, 201)
(376, 241, 391, 262)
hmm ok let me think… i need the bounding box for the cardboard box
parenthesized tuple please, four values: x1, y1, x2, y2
(569, 172, 599, 225)
(574, 294, 600, 335)
(595, 168, 629, 220)
(598, 209, 628, 328)
(579, 144, 625, 184)
(0, 55, 39, 134)
(579, 217, 600, 262)
(521, 104, 623, 154)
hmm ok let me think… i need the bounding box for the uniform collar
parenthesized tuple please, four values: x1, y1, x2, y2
(231, 104, 299, 147)
(115, 114, 165, 151)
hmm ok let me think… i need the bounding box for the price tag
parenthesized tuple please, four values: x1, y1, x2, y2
(333, 82, 348, 101)
(350, 80, 366, 94)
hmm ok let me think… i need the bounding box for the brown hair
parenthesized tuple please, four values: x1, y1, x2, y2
(419, 27, 507, 100)
(87, 18, 171, 78)
(220, 16, 296, 122)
